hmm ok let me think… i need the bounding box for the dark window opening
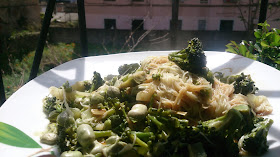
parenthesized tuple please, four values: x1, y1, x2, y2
(169, 20, 182, 30)
(220, 20, 233, 31)
(132, 20, 144, 31)
(104, 19, 116, 29)
(200, 0, 208, 3)
(132, 0, 144, 2)
(223, 0, 237, 3)
(198, 20, 206, 30)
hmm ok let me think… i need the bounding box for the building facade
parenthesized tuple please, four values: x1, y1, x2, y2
(85, 0, 280, 31)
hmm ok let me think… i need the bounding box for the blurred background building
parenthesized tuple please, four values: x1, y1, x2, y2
(84, 0, 280, 31)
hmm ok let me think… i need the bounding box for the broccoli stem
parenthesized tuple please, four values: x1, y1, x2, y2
(131, 131, 154, 142)
(147, 114, 164, 130)
(202, 107, 243, 132)
(94, 130, 113, 138)
(102, 108, 116, 120)
(129, 133, 149, 148)
(240, 117, 273, 155)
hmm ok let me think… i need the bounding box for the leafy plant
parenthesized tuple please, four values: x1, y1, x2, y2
(226, 21, 280, 70)
(3, 42, 79, 98)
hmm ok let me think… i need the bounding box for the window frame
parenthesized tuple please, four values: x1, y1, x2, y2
(104, 19, 117, 30)
(219, 20, 234, 31)
(132, 19, 144, 31)
(198, 20, 206, 31)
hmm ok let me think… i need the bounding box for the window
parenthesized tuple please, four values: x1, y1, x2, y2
(220, 20, 233, 31)
(223, 0, 237, 3)
(198, 20, 206, 30)
(200, 0, 208, 3)
(169, 20, 182, 30)
(104, 19, 116, 29)
(132, 19, 144, 31)
(132, 0, 144, 2)
(104, 0, 115, 1)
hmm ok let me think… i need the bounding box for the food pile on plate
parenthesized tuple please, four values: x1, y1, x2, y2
(40, 38, 273, 157)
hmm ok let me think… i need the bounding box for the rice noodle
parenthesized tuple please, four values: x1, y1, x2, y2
(136, 56, 273, 118)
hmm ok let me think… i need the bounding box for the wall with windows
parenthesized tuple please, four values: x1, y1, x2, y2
(84, 0, 280, 31)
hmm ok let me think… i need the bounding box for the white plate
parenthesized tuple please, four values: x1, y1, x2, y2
(0, 51, 280, 156)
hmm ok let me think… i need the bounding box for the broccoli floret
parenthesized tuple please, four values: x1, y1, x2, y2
(90, 71, 105, 92)
(168, 38, 213, 83)
(215, 72, 258, 95)
(43, 97, 62, 116)
(62, 81, 72, 92)
(57, 125, 79, 152)
(239, 117, 273, 155)
(168, 38, 206, 75)
(233, 73, 258, 95)
(119, 71, 146, 89)
(201, 104, 256, 140)
(56, 111, 79, 152)
(108, 114, 127, 135)
(201, 106, 243, 133)
(118, 63, 140, 75)
(196, 105, 255, 156)
(232, 104, 255, 137)
(228, 73, 258, 95)
(152, 73, 161, 81)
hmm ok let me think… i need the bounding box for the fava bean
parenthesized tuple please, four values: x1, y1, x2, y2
(60, 151, 83, 157)
(77, 124, 95, 147)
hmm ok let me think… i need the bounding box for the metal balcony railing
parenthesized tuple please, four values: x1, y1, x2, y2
(0, 0, 269, 107)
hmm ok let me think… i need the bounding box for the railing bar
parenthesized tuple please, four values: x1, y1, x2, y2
(171, 0, 179, 49)
(0, 70, 6, 107)
(77, 0, 89, 57)
(258, 0, 268, 28)
(29, 0, 56, 81)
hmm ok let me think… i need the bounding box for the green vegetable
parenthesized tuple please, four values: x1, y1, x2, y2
(128, 104, 148, 122)
(168, 38, 206, 75)
(90, 71, 105, 92)
(232, 73, 258, 95)
(201, 107, 243, 133)
(107, 86, 121, 98)
(192, 104, 271, 157)
(118, 63, 140, 75)
(43, 97, 63, 118)
(40, 132, 57, 145)
(216, 72, 258, 95)
(94, 130, 113, 138)
(168, 38, 213, 83)
(56, 110, 78, 152)
(120, 71, 146, 89)
(57, 111, 75, 128)
(77, 124, 95, 147)
(152, 73, 161, 81)
(239, 117, 273, 155)
(60, 151, 83, 157)
(62, 81, 72, 93)
(90, 92, 104, 108)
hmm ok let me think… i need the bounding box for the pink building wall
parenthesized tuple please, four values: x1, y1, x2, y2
(85, 0, 280, 31)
